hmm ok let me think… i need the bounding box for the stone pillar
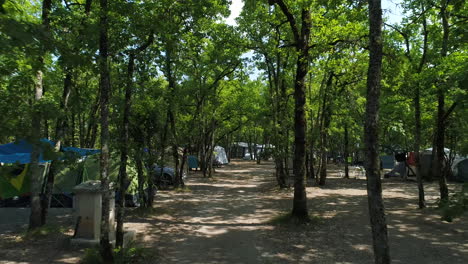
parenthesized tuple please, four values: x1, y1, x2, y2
(72, 180, 115, 243)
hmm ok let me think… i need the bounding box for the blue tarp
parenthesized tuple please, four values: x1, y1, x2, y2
(188, 155, 198, 169)
(0, 139, 100, 164)
(380, 155, 395, 169)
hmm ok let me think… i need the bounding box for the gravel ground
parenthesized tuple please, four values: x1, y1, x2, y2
(0, 160, 467, 263)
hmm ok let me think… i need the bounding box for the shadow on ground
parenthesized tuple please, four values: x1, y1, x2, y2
(1, 160, 467, 263)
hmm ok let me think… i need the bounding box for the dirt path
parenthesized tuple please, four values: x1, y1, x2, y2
(127, 160, 468, 264)
(127, 161, 279, 264)
(1, 160, 467, 263)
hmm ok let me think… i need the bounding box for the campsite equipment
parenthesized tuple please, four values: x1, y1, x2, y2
(72, 181, 116, 243)
(152, 164, 187, 189)
(380, 155, 395, 169)
(188, 155, 199, 170)
(452, 158, 468, 182)
(214, 146, 228, 165)
(0, 139, 141, 207)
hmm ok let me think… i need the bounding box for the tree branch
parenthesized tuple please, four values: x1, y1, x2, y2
(269, 0, 299, 43)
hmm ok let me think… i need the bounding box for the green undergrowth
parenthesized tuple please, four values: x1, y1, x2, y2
(80, 242, 155, 264)
(174, 186, 191, 193)
(438, 183, 468, 222)
(21, 224, 67, 240)
(268, 212, 322, 226)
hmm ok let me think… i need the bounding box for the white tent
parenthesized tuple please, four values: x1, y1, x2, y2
(214, 146, 228, 165)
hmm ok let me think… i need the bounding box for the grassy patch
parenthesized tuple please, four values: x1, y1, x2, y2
(267, 212, 322, 226)
(174, 186, 191, 193)
(21, 224, 67, 241)
(438, 183, 468, 222)
(80, 243, 155, 264)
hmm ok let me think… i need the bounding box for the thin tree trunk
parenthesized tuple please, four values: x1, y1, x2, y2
(344, 124, 349, 179)
(135, 150, 147, 207)
(436, 0, 450, 202)
(98, 0, 113, 261)
(29, 70, 44, 230)
(41, 68, 72, 225)
(319, 74, 333, 186)
(164, 42, 180, 187)
(146, 132, 156, 207)
(178, 146, 187, 187)
(365, 0, 390, 263)
(116, 53, 135, 248)
(414, 1, 428, 208)
(171, 112, 180, 187)
(29, 0, 52, 231)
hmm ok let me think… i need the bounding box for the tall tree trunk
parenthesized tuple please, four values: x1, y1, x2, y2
(98, 0, 113, 261)
(157, 111, 170, 189)
(70, 113, 75, 146)
(146, 132, 156, 207)
(164, 43, 180, 187)
(135, 150, 147, 207)
(436, 0, 450, 202)
(41, 68, 72, 225)
(344, 123, 349, 179)
(290, 9, 310, 219)
(272, 1, 311, 218)
(29, 69, 44, 230)
(116, 53, 135, 248)
(178, 146, 187, 187)
(171, 113, 180, 187)
(414, 1, 428, 208)
(365, 1, 390, 263)
(269, 0, 311, 219)
(319, 74, 333, 186)
(29, 0, 52, 231)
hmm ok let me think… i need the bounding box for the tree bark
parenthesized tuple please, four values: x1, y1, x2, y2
(29, 70, 44, 231)
(269, 0, 310, 219)
(319, 73, 333, 186)
(116, 53, 134, 248)
(29, 0, 52, 231)
(344, 123, 349, 179)
(365, 1, 390, 263)
(115, 31, 153, 245)
(436, 0, 450, 202)
(414, 1, 428, 209)
(98, 0, 113, 261)
(41, 68, 72, 225)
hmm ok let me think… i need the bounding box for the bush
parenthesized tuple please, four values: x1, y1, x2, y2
(80, 243, 154, 264)
(438, 183, 468, 222)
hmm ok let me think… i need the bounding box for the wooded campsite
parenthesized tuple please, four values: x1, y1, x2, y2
(0, 0, 467, 263)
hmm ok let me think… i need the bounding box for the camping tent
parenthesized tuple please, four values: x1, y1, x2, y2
(452, 158, 468, 182)
(52, 154, 138, 194)
(214, 146, 228, 165)
(0, 139, 100, 200)
(0, 139, 100, 164)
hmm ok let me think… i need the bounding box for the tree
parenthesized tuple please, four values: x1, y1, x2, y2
(116, 30, 154, 248)
(28, 0, 52, 231)
(364, 0, 390, 263)
(268, 0, 311, 220)
(98, 0, 113, 261)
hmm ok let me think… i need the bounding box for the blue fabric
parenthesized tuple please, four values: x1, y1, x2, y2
(61, 147, 101, 157)
(188, 155, 198, 169)
(380, 155, 395, 169)
(0, 139, 100, 164)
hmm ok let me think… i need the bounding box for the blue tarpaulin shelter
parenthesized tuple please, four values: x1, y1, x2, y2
(0, 139, 100, 200)
(0, 139, 100, 164)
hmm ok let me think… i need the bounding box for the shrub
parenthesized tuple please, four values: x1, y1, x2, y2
(438, 183, 468, 222)
(80, 243, 154, 264)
